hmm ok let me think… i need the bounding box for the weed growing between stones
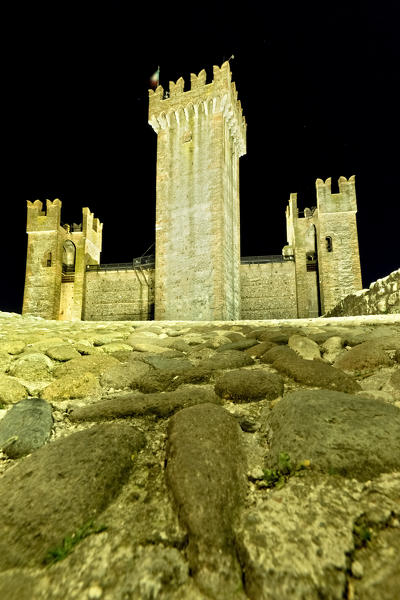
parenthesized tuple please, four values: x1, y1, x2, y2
(352, 369, 377, 379)
(43, 520, 107, 565)
(344, 516, 373, 596)
(353, 517, 372, 549)
(263, 452, 311, 489)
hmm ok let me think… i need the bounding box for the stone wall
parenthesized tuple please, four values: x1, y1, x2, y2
(240, 262, 297, 319)
(59, 281, 75, 320)
(326, 268, 400, 316)
(83, 269, 154, 321)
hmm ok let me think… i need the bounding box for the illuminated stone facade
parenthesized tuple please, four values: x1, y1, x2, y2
(22, 63, 362, 321)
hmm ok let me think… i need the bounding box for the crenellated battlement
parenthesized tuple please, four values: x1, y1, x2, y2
(190, 69, 206, 89)
(286, 193, 298, 219)
(79, 207, 103, 253)
(148, 61, 246, 156)
(82, 207, 103, 235)
(26, 200, 103, 241)
(316, 176, 357, 213)
(26, 199, 62, 232)
(286, 176, 357, 222)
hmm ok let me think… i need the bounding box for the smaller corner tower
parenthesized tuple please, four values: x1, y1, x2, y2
(149, 61, 246, 320)
(314, 176, 362, 313)
(23, 200, 102, 320)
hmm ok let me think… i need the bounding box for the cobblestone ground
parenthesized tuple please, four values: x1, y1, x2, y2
(0, 312, 400, 600)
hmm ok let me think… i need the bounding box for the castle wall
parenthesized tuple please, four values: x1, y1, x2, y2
(59, 282, 75, 320)
(83, 269, 154, 321)
(326, 269, 400, 317)
(240, 262, 297, 320)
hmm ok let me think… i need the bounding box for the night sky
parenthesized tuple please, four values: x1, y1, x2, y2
(2, 1, 399, 314)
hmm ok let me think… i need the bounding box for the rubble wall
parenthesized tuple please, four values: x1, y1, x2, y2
(326, 269, 400, 316)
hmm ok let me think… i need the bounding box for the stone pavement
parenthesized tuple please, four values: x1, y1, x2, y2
(0, 311, 399, 599)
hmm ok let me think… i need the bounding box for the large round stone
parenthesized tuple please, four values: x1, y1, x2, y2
(215, 368, 283, 402)
(0, 398, 53, 458)
(166, 403, 247, 598)
(271, 354, 360, 393)
(265, 389, 400, 480)
(0, 375, 28, 405)
(288, 334, 321, 360)
(198, 350, 254, 371)
(41, 373, 102, 401)
(8, 353, 54, 381)
(53, 354, 121, 378)
(0, 422, 145, 569)
(334, 341, 393, 372)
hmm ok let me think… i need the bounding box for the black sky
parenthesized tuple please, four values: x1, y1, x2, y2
(1, 1, 399, 313)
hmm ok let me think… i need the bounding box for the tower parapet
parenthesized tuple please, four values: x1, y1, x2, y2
(81, 207, 103, 255)
(316, 175, 357, 213)
(26, 199, 62, 232)
(149, 61, 246, 157)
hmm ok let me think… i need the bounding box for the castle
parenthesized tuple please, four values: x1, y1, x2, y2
(22, 62, 362, 321)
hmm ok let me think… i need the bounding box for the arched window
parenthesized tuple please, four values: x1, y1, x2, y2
(325, 236, 333, 252)
(62, 240, 76, 272)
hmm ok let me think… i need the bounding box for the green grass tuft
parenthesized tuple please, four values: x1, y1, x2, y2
(353, 521, 372, 549)
(44, 519, 107, 565)
(263, 452, 311, 489)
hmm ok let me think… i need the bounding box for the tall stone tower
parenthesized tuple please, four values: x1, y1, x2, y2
(148, 61, 246, 320)
(314, 175, 362, 313)
(23, 200, 102, 320)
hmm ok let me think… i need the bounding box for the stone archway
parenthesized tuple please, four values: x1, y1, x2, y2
(62, 240, 76, 271)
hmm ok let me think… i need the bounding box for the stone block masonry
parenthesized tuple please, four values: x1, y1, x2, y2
(83, 269, 154, 321)
(316, 177, 362, 313)
(149, 61, 245, 321)
(240, 262, 297, 319)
